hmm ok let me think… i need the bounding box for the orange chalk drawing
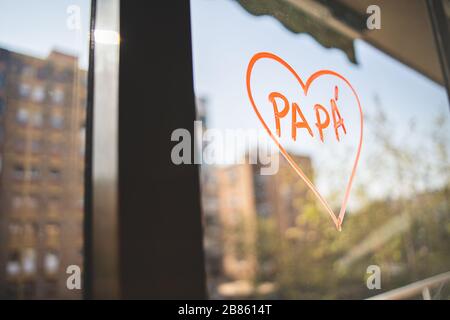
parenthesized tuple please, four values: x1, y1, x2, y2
(292, 101, 313, 141)
(313, 103, 330, 143)
(331, 86, 347, 141)
(246, 52, 364, 231)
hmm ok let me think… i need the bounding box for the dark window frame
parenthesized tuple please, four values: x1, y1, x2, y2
(84, 1, 206, 299)
(427, 0, 450, 104)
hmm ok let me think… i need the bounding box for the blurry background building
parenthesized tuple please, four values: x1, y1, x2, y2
(201, 155, 314, 299)
(196, 93, 317, 299)
(0, 47, 86, 299)
(252, 155, 314, 234)
(214, 163, 257, 298)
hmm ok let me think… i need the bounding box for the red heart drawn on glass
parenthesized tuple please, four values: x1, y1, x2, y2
(246, 52, 364, 231)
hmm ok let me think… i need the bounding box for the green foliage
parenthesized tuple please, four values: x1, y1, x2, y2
(252, 109, 450, 299)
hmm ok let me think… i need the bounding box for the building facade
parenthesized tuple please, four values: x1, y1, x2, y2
(252, 154, 314, 233)
(201, 153, 314, 298)
(0, 48, 86, 299)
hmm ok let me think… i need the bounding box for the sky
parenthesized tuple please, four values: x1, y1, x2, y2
(0, 0, 91, 68)
(190, 0, 450, 208)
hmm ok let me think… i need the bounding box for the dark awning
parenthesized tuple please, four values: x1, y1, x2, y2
(236, 0, 448, 85)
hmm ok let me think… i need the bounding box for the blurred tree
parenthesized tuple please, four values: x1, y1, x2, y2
(252, 104, 450, 299)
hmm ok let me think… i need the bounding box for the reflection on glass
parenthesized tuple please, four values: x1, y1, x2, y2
(0, 0, 90, 299)
(192, 0, 450, 299)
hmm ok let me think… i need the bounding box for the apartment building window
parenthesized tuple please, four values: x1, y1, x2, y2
(12, 165, 25, 180)
(22, 248, 37, 276)
(22, 66, 35, 78)
(12, 195, 39, 210)
(54, 69, 73, 83)
(31, 86, 45, 103)
(50, 114, 64, 129)
(49, 168, 61, 181)
(50, 88, 64, 105)
(44, 251, 59, 275)
(6, 252, 20, 277)
(18, 83, 31, 98)
(37, 65, 53, 80)
(30, 167, 40, 181)
(16, 108, 29, 125)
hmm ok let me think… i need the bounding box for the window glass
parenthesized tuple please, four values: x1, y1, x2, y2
(16, 108, 29, 125)
(22, 248, 37, 275)
(18, 83, 31, 98)
(191, 0, 450, 299)
(50, 113, 64, 129)
(6, 252, 21, 277)
(31, 86, 46, 103)
(0, 0, 91, 299)
(50, 88, 65, 105)
(44, 252, 60, 276)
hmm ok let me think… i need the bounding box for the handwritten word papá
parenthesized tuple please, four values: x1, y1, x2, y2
(269, 85, 346, 143)
(246, 52, 364, 231)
